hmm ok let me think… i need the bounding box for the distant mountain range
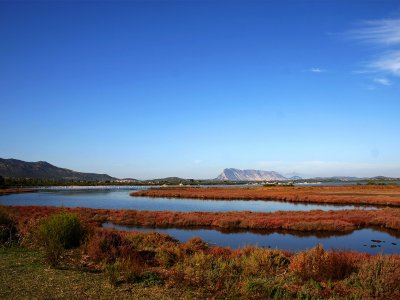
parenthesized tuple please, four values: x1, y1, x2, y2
(1, 158, 398, 182)
(215, 168, 400, 182)
(215, 168, 291, 181)
(0, 158, 115, 181)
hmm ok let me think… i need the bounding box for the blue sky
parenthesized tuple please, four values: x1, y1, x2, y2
(1, 0, 400, 179)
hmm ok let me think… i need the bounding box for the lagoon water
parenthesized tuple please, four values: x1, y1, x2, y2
(103, 222, 400, 254)
(1, 187, 397, 254)
(0, 188, 376, 212)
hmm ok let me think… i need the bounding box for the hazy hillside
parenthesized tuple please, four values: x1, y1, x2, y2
(0, 158, 116, 181)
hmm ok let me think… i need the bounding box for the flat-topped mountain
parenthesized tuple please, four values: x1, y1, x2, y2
(215, 168, 287, 181)
(0, 158, 115, 181)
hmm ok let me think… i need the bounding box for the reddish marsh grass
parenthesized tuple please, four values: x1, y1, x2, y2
(4, 205, 400, 233)
(289, 244, 365, 281)
(132, 185, 400, 206)
(2, 207, 400, 299)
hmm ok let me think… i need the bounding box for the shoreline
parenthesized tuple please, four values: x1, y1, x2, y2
(131, 185, 400, 207)
(5, 205, 400, 233)
(0, 188, 37, 196)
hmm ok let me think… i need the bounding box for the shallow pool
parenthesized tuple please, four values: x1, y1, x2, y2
(103, 222, 400, 254)
(0, 189, 377, 212)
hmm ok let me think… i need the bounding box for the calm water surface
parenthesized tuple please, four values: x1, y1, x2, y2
(0, 189, 377, 212)
(103, 222, 400, 254)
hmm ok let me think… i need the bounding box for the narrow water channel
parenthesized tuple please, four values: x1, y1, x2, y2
(0, 189, 378, 212)
(103, 222, 400, 254)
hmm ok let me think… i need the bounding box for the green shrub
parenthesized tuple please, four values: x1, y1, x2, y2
(140, 272, 164, 287)
(355, 255, 400, 297)
(105, 262, 120, 286)
(156, 249, 177, 267)
(175, 251, 242, 297)
(37, 212, 86, 266)
(104, 256, 160, 286)
(243, 277, 294, 299)
(241, 248, 290, 277)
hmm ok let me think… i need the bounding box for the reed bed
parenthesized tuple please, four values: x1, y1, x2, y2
(4, 205, 400, 233)
(2, 206, 400, 298)
(131, 185, 400, 206)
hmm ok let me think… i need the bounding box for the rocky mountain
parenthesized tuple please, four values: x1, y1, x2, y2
(215, 168, 287, 181)
(0, 158, 116, 181)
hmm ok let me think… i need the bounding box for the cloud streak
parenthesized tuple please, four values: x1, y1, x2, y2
(373, 77, 392, 86)
(310, 67, 325, 73)
(349, 19, 400, 78)
(350, 19, 400, 45)
(370, 51, 400, 76)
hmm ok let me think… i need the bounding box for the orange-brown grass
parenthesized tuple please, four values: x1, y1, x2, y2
(4, 205, 400, 233)
(82, 229, 400, 299)
(131, 185, 400, 206)
(289, 244, 361, 281)
(2, 205, 400, 299)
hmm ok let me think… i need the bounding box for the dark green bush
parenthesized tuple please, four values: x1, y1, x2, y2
(37, 212, 86, 266)
(0, 207, 17, 245)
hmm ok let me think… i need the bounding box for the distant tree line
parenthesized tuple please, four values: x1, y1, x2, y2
(0, 177, 248, 187)
(1, 177, 116, 187)
(1, 176, 399, 188)
(0, 175, 5, 188)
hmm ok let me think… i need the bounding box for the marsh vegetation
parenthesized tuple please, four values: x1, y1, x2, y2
(1, 207, 399, 299)
(2, 184, 400, 299)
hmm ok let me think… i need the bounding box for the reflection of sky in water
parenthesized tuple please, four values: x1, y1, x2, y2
(0, 190, 377, 212)
(103, 223, 400, 254)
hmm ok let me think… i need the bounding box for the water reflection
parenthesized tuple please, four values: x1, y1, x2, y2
(0, 190, 378, 212)
(102, 222, 400, 254)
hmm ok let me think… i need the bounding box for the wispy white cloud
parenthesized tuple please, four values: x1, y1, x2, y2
(370, 51, 400, 76)
(349, 19, 400, 78)
(352, 69, 373, 75)
(309, 67, 325, 73)
(373, 77, 392, 86)
(350, 19, 400, 45)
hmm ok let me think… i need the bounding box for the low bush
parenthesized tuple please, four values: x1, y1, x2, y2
(174, 251, 243, 298)
(289, 245, 358, 282)
(36, 212, 86, 266)
(354, 255, 400, 297)
(155, 249, 178, 267)
(184, 237, 209, 253)
(102, 249, 160, 286)
(0, 207, 17, 245)
(108, 255, 146, 285)
(240, 247, 291, 277)
(242, 277, 294, 299)
(86, 230, 126, 263)
(125, 231, 178, 250)
(105, 262, 120, 286)
(3, 205, 400, 299)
